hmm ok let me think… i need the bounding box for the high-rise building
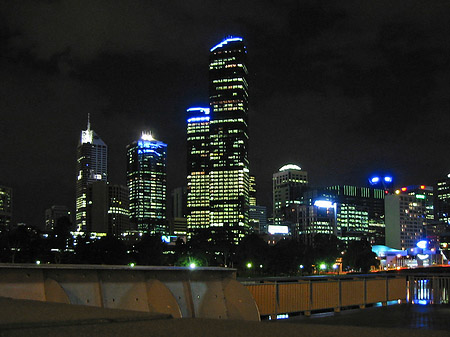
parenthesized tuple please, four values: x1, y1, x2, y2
(273, 164, 308, 224)
(249, 175, 257, 207)
(249, 205, 267, 233)
(127, 132, 167, 235)
(326, 185, 385, 244)
(0, 185, 12, 227)
(335, 203, 369, 242)
(87, 181, 130, 236)
(208, 37, 250, 243)
(186, 107, 210, 235)
(385, 194, 425, 249)
(44, 205, 71, 231)
(435, 175, 450, 227)
(75, 116, 107, 232)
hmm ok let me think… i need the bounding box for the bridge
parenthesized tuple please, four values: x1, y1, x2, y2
(0, 264, 448, 336)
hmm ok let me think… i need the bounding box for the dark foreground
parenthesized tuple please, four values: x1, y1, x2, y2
(0, 297, 448, 337)
(281, 303, 450, 331)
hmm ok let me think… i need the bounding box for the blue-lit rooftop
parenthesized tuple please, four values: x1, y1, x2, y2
(210, 37, 243, 52)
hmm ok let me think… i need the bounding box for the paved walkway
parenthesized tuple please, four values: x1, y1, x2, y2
(1, 298, 448, 336)
(281, 303, 450, 331)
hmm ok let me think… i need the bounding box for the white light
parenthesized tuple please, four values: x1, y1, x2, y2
(314, 200, 334, 208)
(189, 263, 196, 269)
(268, 225, 289, 234)
(81, 130, 93, 144)
(35, 260, 41, 265)
(417, 240, 427, 249)
(141, 131, 154, 141)
(279, 164, 301, 172)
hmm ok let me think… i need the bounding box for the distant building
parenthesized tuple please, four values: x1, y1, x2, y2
(186, 107, 210, 236)
(435, 174, 450, 227)
(86, 181, 130, 236)
(273, 164, 308, 224)
(170, 186, 187, 236)
(127, 132, 167, 235)
(209, 37, 251, 243)
(385, 194, 426, 250)
(335, 203, 369, 242)
(75, 115, 107, 232)
(0, 185, 12, 227)
(249, 205, 267, 233)
(326, 185, 385, 244)
(249, 175, 257, 207)
(296, 201, 337, 243)
(44, 205, 71, 231)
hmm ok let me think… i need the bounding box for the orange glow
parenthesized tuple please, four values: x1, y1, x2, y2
(401, 187, 407, 192)
(420, 185, 425, 189)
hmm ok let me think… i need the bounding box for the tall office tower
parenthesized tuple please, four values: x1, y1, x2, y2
(335, 204, 369, 242)
(209, 37, 250, 243)
(435, 174, 450, 227)
(249, 175, 257, 206)
(45, 205, 71, 231)
(127, 132, 167, 235)
(87, 181, 130, 236)
(326, 185, 385, 244)
(385, 194, 426, 249)
(273, 164, 308, 224)
(249, 205, 267, 233)
(0, 185, 12, 227)
(170, 186, 187, 236)
(186, 107, 210, 236)
(75, 116, 107, 232)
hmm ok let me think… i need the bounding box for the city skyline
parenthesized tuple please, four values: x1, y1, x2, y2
(1, 1, 450, 226)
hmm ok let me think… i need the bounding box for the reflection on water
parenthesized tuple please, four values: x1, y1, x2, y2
(408, 276, 450, 305)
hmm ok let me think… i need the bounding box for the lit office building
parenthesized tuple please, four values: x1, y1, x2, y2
(273, 164, 308, 224)
(336, 203, 369, 242)
(171, 186, 187, 236)
(186, 107, 210, 235)
(0, 185, 12, 227)
(326, 185, 385, 244)
(45, 205, 71, 231)
(435, 175, 450, 227)
(249, 175, 257, 207)
(86, 181, 130, 236)
(249, 205, 267, 234)
(127, 132, 167, 235)
(208, 37, 250, 243)
(75, 116, 107, 232)
(385, 194, 426, 250)
(296, 200, 337, 244)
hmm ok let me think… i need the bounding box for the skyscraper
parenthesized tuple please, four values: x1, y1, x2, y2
(75, 116, 107, 232)
(0, 185, 12, 227)
(208, 37, 250, 243)
(273, 164, 308, 224)
(186, 107, 211, 235)
(127, 132, 167, 235)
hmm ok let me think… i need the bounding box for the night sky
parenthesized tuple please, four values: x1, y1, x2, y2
(1, 1, 450, 228)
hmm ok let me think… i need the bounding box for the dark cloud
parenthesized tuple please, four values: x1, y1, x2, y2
(1, 0, 449, 226)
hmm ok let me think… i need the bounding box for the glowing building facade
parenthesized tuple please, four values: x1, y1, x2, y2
(0, 185, 12, 227)
(186, 107, 210, 235)
(208, 37, 250, 243)
(385, 194, 425, 250)
(273, 164, 308, 224)
(127, 132, 167, 235)
(75, 117, 107, 232)
(435, 175, 450, 227)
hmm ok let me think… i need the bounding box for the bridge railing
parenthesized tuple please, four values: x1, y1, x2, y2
(241, 274, 407, 318)
(407, 274, 450, 304)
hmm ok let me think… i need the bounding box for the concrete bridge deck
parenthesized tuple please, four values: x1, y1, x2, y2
(0, 297, 448, 337)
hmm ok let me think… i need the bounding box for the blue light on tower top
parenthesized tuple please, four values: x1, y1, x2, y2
(187, 107, 210, 123)
(210, 37, 243, 52)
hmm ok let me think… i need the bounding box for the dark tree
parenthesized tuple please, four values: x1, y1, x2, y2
(132, 234, 165, 266)
(343, 239, 379, 273)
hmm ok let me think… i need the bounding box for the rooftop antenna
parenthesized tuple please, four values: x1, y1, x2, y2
(87, 113, 91, 131)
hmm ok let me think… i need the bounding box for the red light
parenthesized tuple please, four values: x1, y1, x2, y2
(420, 185, 425, 189)
(384, 190, 389, 194)
(401, 187, 407, 192)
